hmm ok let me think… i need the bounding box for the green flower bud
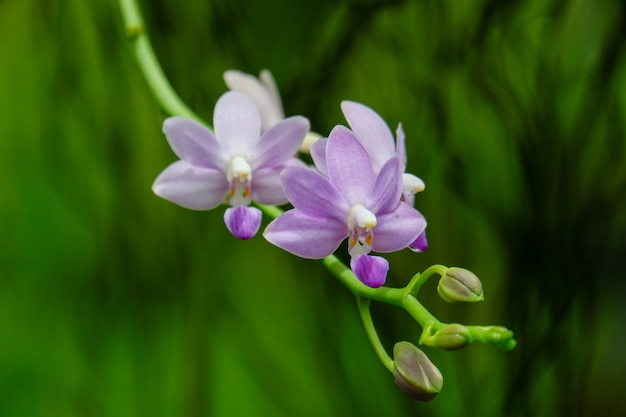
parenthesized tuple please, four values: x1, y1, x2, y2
(432, 323, 472, 351)
(472, 325, 518, 351)
(392, 341, 443, 401)
(437, 267, 484, 303)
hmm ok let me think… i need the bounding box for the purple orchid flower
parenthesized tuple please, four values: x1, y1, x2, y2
(152, 91, 309, 240)
(263, 125, 426, 288)
(311, 100, 429, 252)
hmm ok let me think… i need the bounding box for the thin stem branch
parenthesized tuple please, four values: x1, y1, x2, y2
(117, 0, 203, 123)
(357, 296, 394, 372)
(402, 264, 448, 297)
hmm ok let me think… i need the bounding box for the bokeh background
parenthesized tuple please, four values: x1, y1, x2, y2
(2, 0, 625, 416)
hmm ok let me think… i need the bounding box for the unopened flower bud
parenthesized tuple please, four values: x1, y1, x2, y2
(432, 323, 472, 351)
(392, 341, 443, 401)
(437, 267, 484, 303)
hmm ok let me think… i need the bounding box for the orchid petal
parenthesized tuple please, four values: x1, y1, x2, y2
(366, 157, 403, 215)
(250, 166, 288, 205)
(341, 101, 396, 171)
(213, 91, 261, 155)
(251, 116, 309, 170)
(152, 161, 228, 210)
(162, 117, 228, 170)
(224, 205, 262, 240)
(409, 230, 428, 252)
(259, 70, 285, 118)
(263, 210, 347, 259)
(286, 156, 308, 168)
(310, 137, 328, 176)
(223, 70, 284, 131)
(350, 255, 389, 288)
(326, 126, 375, 205)
(281, 166, 350, 221)
(372, 203, 426, 252)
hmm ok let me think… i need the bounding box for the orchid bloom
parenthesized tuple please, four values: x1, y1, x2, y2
(152, 91, 309, 240)
(224, 69, 321, 153)
(264, 125, 426, 287)
(311, 100, 429, 252)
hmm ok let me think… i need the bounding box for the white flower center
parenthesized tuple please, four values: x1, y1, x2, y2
(402, 172, 426, 195)
(347, 204, 377, 257)
(347, 204, 377, 230)
(402, 173, 425, 195)
(227, 156, 252, 182)
(227, 156, 252, 206)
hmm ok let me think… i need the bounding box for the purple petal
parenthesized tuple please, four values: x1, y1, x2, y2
(250, 166, 288, 205)
(281, 166, 350, 221)
(162, 117, 228, 170)
(250, 116, 309, 170)
(224, 205, 262, 240)
(365, 157, 403, 215)
(371, 203, 426, 252)
(213, 91, 261, 155)
(263, 209, 347, 259)
(341, 101, 396, 172)
(326, 126, 375, 205)
(350, 255, 389, 288)
(286, 156, 307, 168)
(409, 230, 428, 252)
(152, 161, 228, 210)
(310, 138, 328, 175)
(223, 70, 284, 131)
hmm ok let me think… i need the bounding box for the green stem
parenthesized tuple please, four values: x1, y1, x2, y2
(401, 294, 439, 329)
(117, 0, 203, 123)
(402, 264, 448, 297)
(357, 297, 393, 372)
(257, 203, 440, 328)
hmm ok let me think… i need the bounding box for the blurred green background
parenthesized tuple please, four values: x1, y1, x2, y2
(2, 0, 625, 416)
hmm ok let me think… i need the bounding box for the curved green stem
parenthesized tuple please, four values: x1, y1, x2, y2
(117, 0, 203, 123)
(357, 297, 393, 372)
(256, 204, 440, 329)
(402, 264, 448, 297)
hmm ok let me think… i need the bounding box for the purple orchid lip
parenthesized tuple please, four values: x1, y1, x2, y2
(264, 125, 426, 287)
(351, 255, 389, 288)
(152, 91, 309, 239)
(224, 206, 263, 240)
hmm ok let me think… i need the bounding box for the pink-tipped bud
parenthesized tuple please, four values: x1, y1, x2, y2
(392, 342, 443, 401)
(437, 267, 484, 303)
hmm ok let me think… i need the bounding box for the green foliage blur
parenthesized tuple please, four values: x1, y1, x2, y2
(2, 0, 625, 416)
